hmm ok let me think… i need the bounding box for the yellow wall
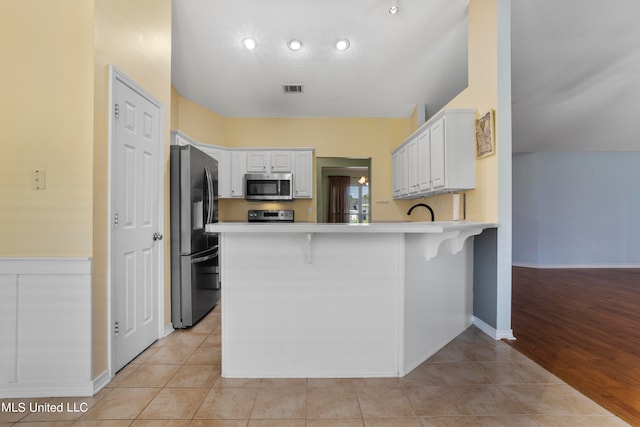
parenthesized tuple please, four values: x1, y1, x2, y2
(92, 0, 172, 377)
(176, 96, 227, 146)
(0, 1, 94, 256)
(441, 0, 500, 222)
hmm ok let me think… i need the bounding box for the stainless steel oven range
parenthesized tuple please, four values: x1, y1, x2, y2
(248, 209, 294, 223)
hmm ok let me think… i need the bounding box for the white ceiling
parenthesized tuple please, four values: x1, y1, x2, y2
(512, 0, 640, 152)
(171, 0, 640, 153)
(171, 0, 469, 119)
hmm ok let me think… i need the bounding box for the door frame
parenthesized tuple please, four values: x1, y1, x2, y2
(107, 65, 166, 377)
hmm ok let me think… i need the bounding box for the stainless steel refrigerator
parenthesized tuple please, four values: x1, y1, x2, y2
(170, 144, 220, 328)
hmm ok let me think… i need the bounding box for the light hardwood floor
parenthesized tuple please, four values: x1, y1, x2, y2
(508, 267, 640, 426)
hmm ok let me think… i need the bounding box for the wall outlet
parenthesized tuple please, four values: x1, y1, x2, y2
(31, 170, 46, 190)
(307, 207, 313, 215)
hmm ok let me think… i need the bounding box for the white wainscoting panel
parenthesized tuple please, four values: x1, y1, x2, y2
(0, 258, 93, 398)
(0, 274, 18, 383)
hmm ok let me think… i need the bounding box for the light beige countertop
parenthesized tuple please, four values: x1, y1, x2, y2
(205, 220, 497, 234)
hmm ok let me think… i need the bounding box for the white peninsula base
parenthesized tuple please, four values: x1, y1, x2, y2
(205, 222, 496, 378)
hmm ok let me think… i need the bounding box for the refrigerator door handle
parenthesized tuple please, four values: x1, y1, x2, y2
(191, 246, 219, 264)
(205, 166, 214, 224)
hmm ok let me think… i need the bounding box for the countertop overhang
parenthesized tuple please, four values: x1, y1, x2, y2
(205, 221, 497, 234)
(207, 221, 497, 261)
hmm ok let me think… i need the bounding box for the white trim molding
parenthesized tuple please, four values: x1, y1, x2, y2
(0, 258, 93, 398)
(473, 315, 515, 341)
(92, 370, 111, 396)
(513, 262, 640, 269)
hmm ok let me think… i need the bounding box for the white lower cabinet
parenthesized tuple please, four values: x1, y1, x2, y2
(391, 109, 476, 199)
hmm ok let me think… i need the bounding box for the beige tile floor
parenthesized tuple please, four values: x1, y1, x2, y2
(1, 305, 630, 426)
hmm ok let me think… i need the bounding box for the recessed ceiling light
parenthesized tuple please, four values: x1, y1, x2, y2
(336, 39, 350, 51)
(389, 6, 399, 14)
(242, 38, 256, 50)
(288, 39, 303, 51)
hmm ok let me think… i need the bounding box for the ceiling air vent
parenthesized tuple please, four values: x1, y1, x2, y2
(282, 84, 304, 94)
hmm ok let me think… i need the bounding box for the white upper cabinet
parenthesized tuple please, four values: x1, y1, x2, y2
(246, 150, 293, 173)
(392, 145, 408, 198)
(406, 137, 419, 195)
(417, 128, 431, 192)
(293, 150, 313, 198)
(391, 109, 476, 199)
(429, 117, 446, 190)
(270, 151, 294, 173)
(230, 151, 247, 197)
(245, 151, 269, 173)
(171, 131, 313, 199)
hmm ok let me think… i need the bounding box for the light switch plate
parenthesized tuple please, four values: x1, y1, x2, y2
(31, 170, 46, 190)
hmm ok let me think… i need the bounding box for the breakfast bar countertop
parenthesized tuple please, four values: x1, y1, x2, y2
(205, 220, 497, 234)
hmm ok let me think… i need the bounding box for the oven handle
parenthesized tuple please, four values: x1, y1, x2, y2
(191, 246, 219, 264)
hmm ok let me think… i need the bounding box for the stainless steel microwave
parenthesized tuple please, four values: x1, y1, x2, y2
(245, 173, 293, 201)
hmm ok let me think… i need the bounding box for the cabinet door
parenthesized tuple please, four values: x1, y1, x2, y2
(246, 151, 269, 173)
(230, 151, 246, 197)
(293, 151, 313, 198)
(396, 146, 408, 197)
(430, 117, 446, 190)
(417, 129, 431, 192)
(392, 152, 400, 198)
(407, 138, 419, 195)
(270, 151, 293, 173)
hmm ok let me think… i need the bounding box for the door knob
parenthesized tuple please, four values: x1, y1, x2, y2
(153, 232, 163, 241)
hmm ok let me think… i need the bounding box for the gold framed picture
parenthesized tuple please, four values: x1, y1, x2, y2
(475, 110, 495, 158)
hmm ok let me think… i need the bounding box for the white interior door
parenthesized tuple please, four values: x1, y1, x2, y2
(111, 69, 163, 372)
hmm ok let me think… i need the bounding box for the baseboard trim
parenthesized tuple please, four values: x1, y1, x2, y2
(163, 323, 174, 339)
(92, 370, 111, 395)
(513, 262, 640, 269)
(473, 316, 515, 341)
(0, 381, 94, 399)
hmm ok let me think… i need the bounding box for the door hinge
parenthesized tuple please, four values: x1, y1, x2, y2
(114, 103, 120, 119)
(113, 212, 119, 227)
(114, 321, 119, 335)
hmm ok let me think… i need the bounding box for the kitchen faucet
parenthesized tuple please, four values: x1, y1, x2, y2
(407, 203, 435, 221)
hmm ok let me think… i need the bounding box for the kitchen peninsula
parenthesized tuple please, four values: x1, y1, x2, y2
(205, 221, 496, 378)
